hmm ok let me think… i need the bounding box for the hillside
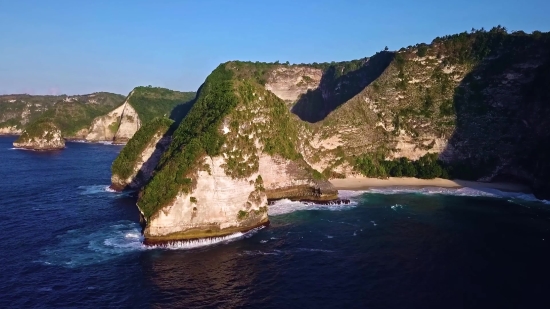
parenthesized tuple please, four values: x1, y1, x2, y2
(114, 27, 550, 243)
(132, 65, 336, 243)
(85, 87, 195, 143)
(0, 92, 124, 135)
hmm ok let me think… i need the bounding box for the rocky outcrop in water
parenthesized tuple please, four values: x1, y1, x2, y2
(13, 121, 65, 150)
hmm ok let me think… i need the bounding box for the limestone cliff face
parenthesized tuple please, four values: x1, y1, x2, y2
(13, 121, 65, 150)
(144, 156, 269, 243)
(113, 103, 140, 144)
(137, 68, 337, 243)
(85, 103, 127, 142)
(265, 66, 322, 103)
(85, 93, 141, 143)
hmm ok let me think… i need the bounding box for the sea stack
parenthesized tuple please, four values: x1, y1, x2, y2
(13, 120, 65, 150)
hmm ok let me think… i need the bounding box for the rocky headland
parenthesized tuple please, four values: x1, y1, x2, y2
(108, 27, 550, 244)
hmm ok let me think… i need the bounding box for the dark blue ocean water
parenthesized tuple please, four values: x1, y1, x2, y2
(2, 136, 550, 308)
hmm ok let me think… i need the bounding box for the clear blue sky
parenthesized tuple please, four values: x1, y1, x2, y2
(1, 0, 548, 95)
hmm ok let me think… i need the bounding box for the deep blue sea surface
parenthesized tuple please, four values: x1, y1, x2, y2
(2, 136, 550, 308)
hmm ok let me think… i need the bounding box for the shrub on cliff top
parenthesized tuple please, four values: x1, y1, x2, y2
(127, 87, 196, 124)
(111, 117, 173, 180)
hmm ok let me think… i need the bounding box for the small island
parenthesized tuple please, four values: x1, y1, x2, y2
(13, 120, 65, 151)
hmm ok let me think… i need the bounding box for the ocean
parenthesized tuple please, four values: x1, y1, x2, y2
(1, 135, 550, 308)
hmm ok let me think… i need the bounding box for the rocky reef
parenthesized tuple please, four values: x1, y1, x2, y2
(13, 120, 65, 150)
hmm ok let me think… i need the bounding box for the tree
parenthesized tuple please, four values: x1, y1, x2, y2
(384, 46, 389, 51)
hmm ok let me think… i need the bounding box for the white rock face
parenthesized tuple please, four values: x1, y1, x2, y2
(113, 103, 140, 144)
(85, 103, 126, 142)
(265, 66, 322, 102)
(0, 126, 22, 135)
(85, 92, 141, 143)
(145, 156, 268, 240)
(13, 124, 65, 150)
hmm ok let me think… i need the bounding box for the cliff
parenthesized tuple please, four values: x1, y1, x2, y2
(0, 92, 125, 135)
(134, 65, 337, 243)
(85, 87, 195, 143)
(113, 27, 550, 243)
(13, 120, 65, 150)
(111, 117, 174, 191)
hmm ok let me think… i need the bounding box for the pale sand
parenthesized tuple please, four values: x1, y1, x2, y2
(329, 177, 531, 193)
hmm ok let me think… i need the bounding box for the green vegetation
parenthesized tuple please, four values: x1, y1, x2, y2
(354, 153, 448, 179)
(138, 65, 239, 218)
(33, 101, 118, 136)
(15, 119, 60, 143)
(237, 210, 248, 220)
(127, 87, 196, 124)
(111, 117, 173, 180)
(190, 196, 197, 203)
(0, 92, 124, 133)
(138, 61, 318, 218)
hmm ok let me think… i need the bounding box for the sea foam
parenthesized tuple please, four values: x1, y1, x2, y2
(356, 186, 550, 204)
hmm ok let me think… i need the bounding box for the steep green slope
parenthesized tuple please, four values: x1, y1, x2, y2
(111, 117, 174, 181)
(127, 86, 196, 124)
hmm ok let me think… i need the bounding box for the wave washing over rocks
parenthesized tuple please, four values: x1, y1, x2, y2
(39, 221, 264, 268)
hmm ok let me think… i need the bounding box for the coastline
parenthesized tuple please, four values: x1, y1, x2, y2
(329, 177, 532, 193)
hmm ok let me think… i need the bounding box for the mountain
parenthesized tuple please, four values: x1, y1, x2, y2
(112, 27, 550, 244)
(5, 87, 196, 149)
(84, 86, 195, 143)
(0, 92, 125, 135)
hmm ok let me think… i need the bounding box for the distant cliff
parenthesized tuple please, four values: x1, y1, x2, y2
(0, 92, 125, 136)
(85, 87, 195, 144)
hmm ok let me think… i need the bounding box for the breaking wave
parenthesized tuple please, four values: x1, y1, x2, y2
(358, 187, 550, 204)
(268, 198, 357, 216)
(149, 226, 264, 250)
(38, 221, 263, 268)
(78, 185, 117, 195)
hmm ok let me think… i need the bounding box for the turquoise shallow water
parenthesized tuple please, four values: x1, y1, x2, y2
(2, 136, 550, 308)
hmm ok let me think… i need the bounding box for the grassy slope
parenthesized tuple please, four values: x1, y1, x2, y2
(127, 87, 196, 124)
(111, 117, 174, 179)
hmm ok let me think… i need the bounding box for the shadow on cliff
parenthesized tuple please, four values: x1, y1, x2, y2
(439, 34, 550, 198)
(122, 88, 202, 192)
(168, 88, 200, 130)
(291, 51, 394, 123)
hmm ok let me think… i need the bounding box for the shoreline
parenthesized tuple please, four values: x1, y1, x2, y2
(329, 177, 532, 193)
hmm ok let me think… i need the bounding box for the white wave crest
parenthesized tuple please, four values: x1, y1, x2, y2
(359, 186, 550, 204)
(39, 221, 264, 267)
(149, 227, 263, 250)
(78, 185, 117, 195)
(268, 198, 357, 216)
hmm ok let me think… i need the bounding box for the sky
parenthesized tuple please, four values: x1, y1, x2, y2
(1, 0, 549, 95)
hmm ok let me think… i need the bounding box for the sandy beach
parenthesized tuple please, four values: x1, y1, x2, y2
(329, 177, 531, 193)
